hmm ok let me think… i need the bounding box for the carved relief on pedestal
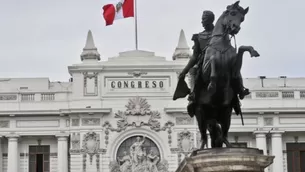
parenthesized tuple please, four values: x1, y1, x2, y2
(81, 132, 100, 169)
(102, 97, 174, 147)
(109, 135, 169, 172)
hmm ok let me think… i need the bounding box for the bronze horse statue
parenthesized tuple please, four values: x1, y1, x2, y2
(174, 1, 260, 149)
(198, 1, 260, 149)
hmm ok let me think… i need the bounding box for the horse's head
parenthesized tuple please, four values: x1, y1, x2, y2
(222, 1, 249, 35)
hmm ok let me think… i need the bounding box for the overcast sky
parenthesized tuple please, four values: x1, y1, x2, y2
(0, 0, 304, 81)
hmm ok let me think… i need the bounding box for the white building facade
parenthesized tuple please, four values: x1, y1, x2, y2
(0, 30, 304, 172)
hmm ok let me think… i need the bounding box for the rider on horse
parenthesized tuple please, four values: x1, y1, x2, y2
(178, 10, 249, 117)
(178, 10, 215, 117)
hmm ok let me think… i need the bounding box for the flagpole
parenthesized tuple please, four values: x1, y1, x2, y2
(134, 0, 138, 50)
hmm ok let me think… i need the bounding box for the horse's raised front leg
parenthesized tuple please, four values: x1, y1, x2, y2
(231, 46, 259, 99)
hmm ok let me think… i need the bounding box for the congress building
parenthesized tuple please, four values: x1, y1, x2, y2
(0, 30, 303, 172)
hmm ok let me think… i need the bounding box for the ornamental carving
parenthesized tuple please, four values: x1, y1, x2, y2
(71, 133, 80, 150)
(82, 118, 100, 126)
(0, 121, 9, 128)
(127, 71, 147, 78)
(110, 136, 169, 172)
(81, 132, 100, 165)
(0, 94, 17, 100)
(72, 119, 80, 126)
(102, 97, 174, 146)
(264, 117, 273, 126)
(125, 97, 151, 116)
(178, 130, 194, 153)
(83, 72, 98, 96)
(176, 130, 194, 163)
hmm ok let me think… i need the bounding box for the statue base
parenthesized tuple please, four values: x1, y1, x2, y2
(176, 148, 274, 172)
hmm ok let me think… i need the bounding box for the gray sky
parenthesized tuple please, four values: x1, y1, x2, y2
(0, 0, 304, 81)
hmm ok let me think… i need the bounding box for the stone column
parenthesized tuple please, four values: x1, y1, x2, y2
(7, 135, 19, 172)
(271, 131, 284, 172)
(57, 134, 69, 172)
(254, 131, 268, 172)
(254, 131, 267, 155)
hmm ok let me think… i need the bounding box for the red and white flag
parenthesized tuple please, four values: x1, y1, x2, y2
(102, 0, 134, 26)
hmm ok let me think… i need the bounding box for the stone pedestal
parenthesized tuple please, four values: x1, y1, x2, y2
(176, 148, 274, 172)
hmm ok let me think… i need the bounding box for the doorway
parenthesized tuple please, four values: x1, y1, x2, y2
(287, 143, 305, 172)
(29, 145, 50, 172)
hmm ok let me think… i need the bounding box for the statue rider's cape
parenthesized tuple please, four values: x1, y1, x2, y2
(173, 77, 190, 100)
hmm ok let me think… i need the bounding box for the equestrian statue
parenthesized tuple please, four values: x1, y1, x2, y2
(173, 1, 260, 149)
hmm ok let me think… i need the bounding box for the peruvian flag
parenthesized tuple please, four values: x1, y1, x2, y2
(102, 0, 134, 26)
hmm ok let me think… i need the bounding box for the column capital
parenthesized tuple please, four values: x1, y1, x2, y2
(6, 134, 19, 141)
(271, 130, 285, 138)
(254, 132, 267, 138)
(56, 133, 69, 141)
(254, 130, 268, 134)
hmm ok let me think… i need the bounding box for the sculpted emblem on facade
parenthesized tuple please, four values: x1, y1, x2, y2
(110, 136, 169, 172)
(125, 97, 151, 116)
(102, 97, 174, 146)
(127, 71, 148, 78)
(177, 130, 194, 162)
(82, 132, 100, 164)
